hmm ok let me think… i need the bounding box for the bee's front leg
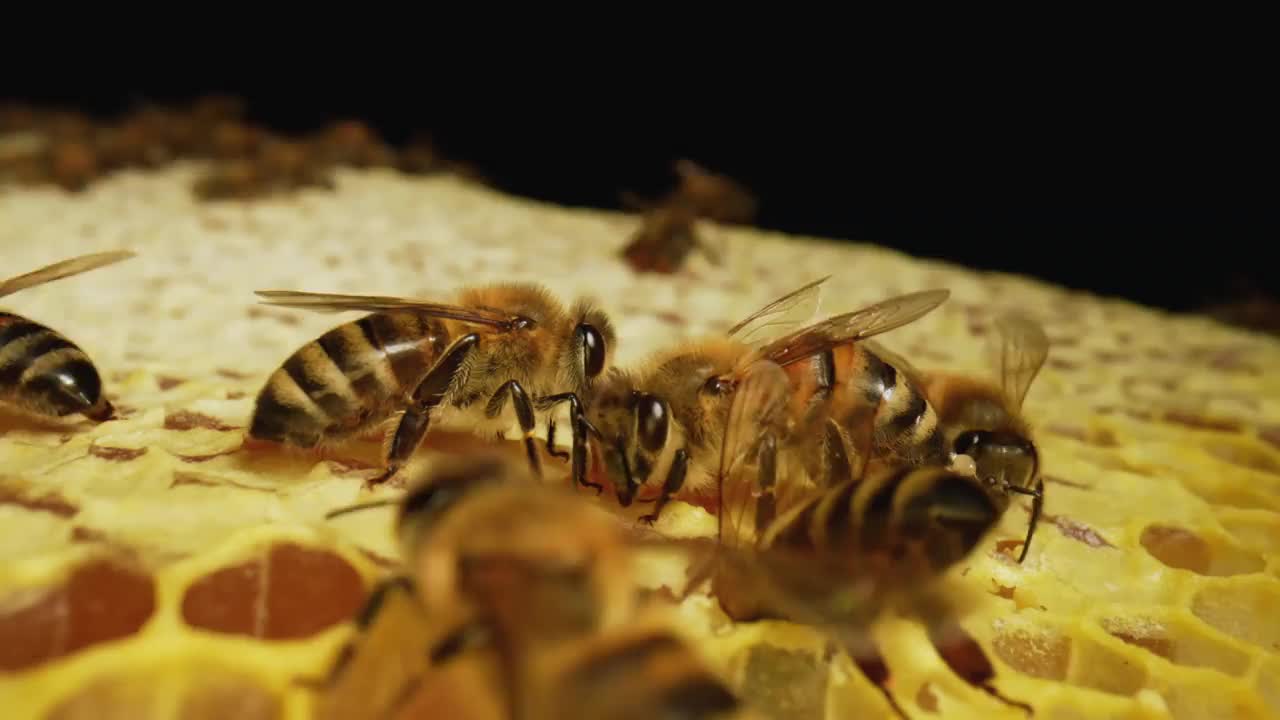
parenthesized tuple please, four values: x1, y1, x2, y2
(373, 333, 479, 485)
(484, 379, 542, 478)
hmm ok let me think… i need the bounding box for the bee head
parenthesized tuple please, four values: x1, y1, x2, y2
(952, 429, 1039, 499)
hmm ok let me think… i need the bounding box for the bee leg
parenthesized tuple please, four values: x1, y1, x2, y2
(484, 379, 542, 478)
(375, 334, 480, 484)
(754, 435, 778, 537)
(537, 392, 604, 495)
(1012, 476, 1045, 563)
(545, 418, 570, 461)
(639, 448, 689, 525)
(852, 653, 909, 720)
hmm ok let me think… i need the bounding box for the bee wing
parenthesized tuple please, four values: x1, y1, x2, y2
(748, 289, 951, 370)
(716, 360, 793, 551)
(254, 290, 520, 328)
(0, 250, 136, 299)
(724, 276, 830, 347)
(987, 311, 1050, 409)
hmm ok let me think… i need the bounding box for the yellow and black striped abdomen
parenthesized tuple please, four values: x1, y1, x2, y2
(828, 344, 947, 469)
(249, 311, 450, 448)
(0, 311, 112, 421)
(765, 465, 1001, 577)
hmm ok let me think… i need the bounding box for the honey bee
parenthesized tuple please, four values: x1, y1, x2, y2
(0, 250, 134, 424)
(619, 159, 757, 275)
(245, 283, 616, 485)
(315, 452, 747, 720)
(590, 277, 1049, 563)
(682, 356, 1039, 717)
(585, 277, 951, 521)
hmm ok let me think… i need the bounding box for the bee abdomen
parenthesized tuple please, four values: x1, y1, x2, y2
(860, 353, 945, 466)
(249, 312, 449, 448)
(0, 315, 104, 417)
(897, 467, 1000, 570)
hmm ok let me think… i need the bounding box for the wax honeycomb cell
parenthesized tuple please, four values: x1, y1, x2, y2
(1189, 577, 1280, 653)
(1101, 614, 1252, 676)
(0, 556, 156, 672)
(1139, 524, 1264, 576)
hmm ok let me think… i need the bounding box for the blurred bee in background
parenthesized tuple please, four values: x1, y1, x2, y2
(620, 159, 758, 275)
(585, 277, 951, 521)
(246, 283, 616, 486)
(315, 453, 747, 720)
(0, 250, 134, 424)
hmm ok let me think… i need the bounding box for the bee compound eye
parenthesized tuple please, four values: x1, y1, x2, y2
(953, 430, 985, 456)
(579, 324, 607, 378)
(636, 395, 669, 453)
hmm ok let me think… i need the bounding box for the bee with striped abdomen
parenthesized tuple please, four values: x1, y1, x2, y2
(652, 368, 1022, 718)
(0, 250, 134, 424)
(728, 308, 1051, 562)
(589, 276, 1048, 563)
(245, 283, 616, 485)
(686, 320, 1049, 716)
(584, 277, 951, 522)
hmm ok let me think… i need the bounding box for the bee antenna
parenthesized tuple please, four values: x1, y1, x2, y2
(325, 499, 401, 520)
(1015, 477, 1045, 564)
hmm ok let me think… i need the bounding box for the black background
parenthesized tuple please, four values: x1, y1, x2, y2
(4, 68, 1275, 316)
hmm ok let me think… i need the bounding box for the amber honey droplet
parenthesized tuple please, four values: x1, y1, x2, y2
(0, 557, 155, 672)
(66, 559, 156, 655)
(264, 543, 365, 639)
(182, 558, 262, 635)
(181, 543, 365, 640)
(0, 585, 67, 671)
(1141, 525, 1211, 574)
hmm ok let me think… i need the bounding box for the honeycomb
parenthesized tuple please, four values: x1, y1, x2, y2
(0, 163, 1277, 719)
